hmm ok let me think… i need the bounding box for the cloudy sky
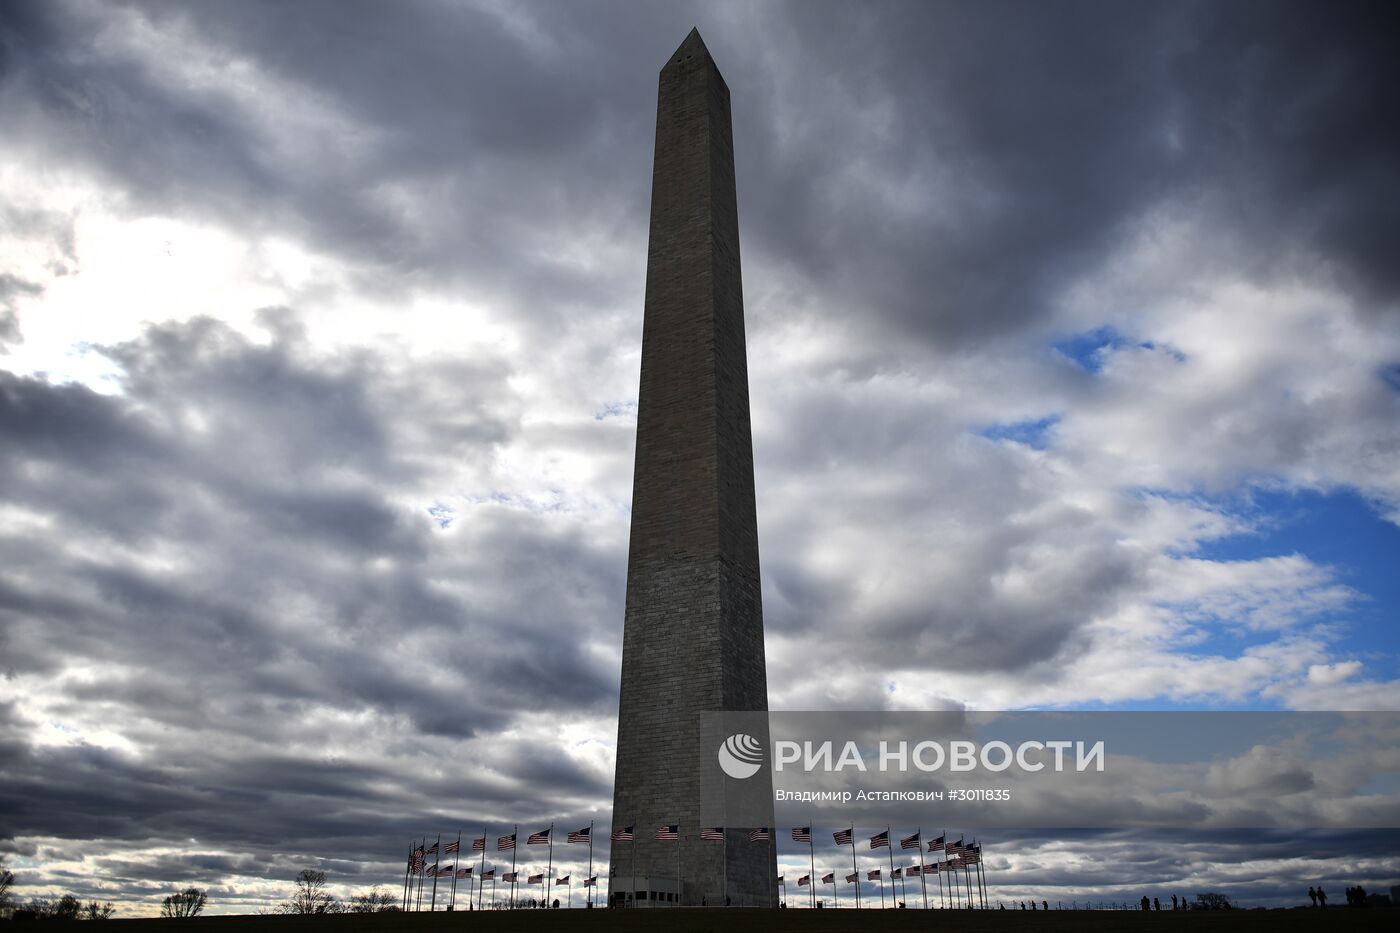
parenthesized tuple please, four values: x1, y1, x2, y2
(2, 0, 1398, 914)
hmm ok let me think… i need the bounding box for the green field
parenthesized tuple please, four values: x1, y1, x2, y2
(30, 907, 1392, 933)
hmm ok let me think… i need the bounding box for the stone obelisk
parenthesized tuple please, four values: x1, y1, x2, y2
(609, 28, 775, 907)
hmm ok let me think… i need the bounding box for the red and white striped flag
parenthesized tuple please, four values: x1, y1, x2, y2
(502, 872, 517, 883)
(455, 868, 471, 878)
(845, 872, 858, 884)
(611, 825, 634, 842)
(869, 830, 889, 849)
(798, 875, 810, 887)
(834, 828, 853, 845)
(583, 877, 597, 887)
(527, 828, 551, 845)
(907, 864, 921, 876)
(699, 826, 724, 841)
(527, 874, 543, 885)
(867, 869, 881, 880)
(749, 827, 770, 842)
(444, 840, 460, 854)
(424, 842, 439, 856)
(480, 869, 495, 880)
(567, 827, 590, 843)
(928, 833, 945, 852)
(555, 876, 569, 885)
(791, 827, 812, 842)
(497, 833, 516, 851)
(892, 867, 903, 878)
(900, 832, 921, 850)
(471, 837, 486, 851)
(655, 824, 679, 841)
(822, 873, 834, 884)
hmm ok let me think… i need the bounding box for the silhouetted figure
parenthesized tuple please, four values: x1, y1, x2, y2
(999, 903, 1006, 910)
(1020, 901, 1026, 910)
(1043, 900, 1048, 911)
(1317, 887, 1328, 907)
(1141, 895, 1150, 911)
(1154, 897, 1161, 911)
(1308, 886, 1317, 906)
(1171, 894, 1178, 910)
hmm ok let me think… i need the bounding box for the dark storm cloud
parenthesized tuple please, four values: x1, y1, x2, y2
(5, 0, 1394, 350)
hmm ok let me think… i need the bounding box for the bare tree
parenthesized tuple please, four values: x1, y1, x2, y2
(161, 888, 208, 918)
(1194, 892, 1233, 911)
(0, 861, 13, 909)
(347, 888, 399, 913)
(83, 901, 116, 920)
(279, 870, 341, 915)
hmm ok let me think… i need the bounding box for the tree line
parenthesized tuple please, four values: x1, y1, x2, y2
(0, 859, 400, 919)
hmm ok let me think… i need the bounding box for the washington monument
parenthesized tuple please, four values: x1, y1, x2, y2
(608, 29, 777, 907)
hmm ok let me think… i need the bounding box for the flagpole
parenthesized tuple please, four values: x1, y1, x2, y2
(629, 821, 636, 908)
(807, 819, 816, 909)
(450, 830, 461, 910)
(478, 827, 487, 912)
(587, 820, 594, 908)
(885, 826, 895, 909)
(510, 824, 518, 909)
(849, 825, 859, 909)
(546, 822, 554, 908)
(676, 830, 682, 908)
(429, 832, 441, 911)
(416, 836, 425, 912)
(401, 841, 412, 912)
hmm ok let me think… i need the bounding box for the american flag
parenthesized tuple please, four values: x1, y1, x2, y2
(901, 831, 921, 850)
(962, 853, 981, 865)
(480, 869, 494, 880)
(699, 826, 725, 841)
(907, 864, 921, 876)
(821, 873, 834, 884)
(798, 875, 810, 887)
(949, 835, 965, 855)
(497, 833, 516, 851)
(611, 825, 634, 842)
(444, 840, 460, 854)
(568, 827, 590, 843)
(869, 830, 889, 849)
(655, 824, 679, 841)
(527, 874, 543, 885)
(471, 836, 485, 851)
(455, 868, 471, 878)
(791, 826, 812, 842)
(749, 827, 770, 842)
(423, 863, 437, 875)
(528, 828, 551, 845)
(424, 842, 439, 855)
(845, 872, 858, 884)
(437, 864, 455, 876)
(867, 869, 881, 880)
(928, 833, 945, 852)
(777, 875, 784, 883)
(583, 877, 597, 887)
(834, 828, 853, 845)
(930, 862, 946, 873)
(892, 867, 902, 878)
(502, 872, 517, 883)
(556, 876, 569, 885)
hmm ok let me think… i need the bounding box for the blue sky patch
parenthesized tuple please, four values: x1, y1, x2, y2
(981, 414, 1061, 449)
